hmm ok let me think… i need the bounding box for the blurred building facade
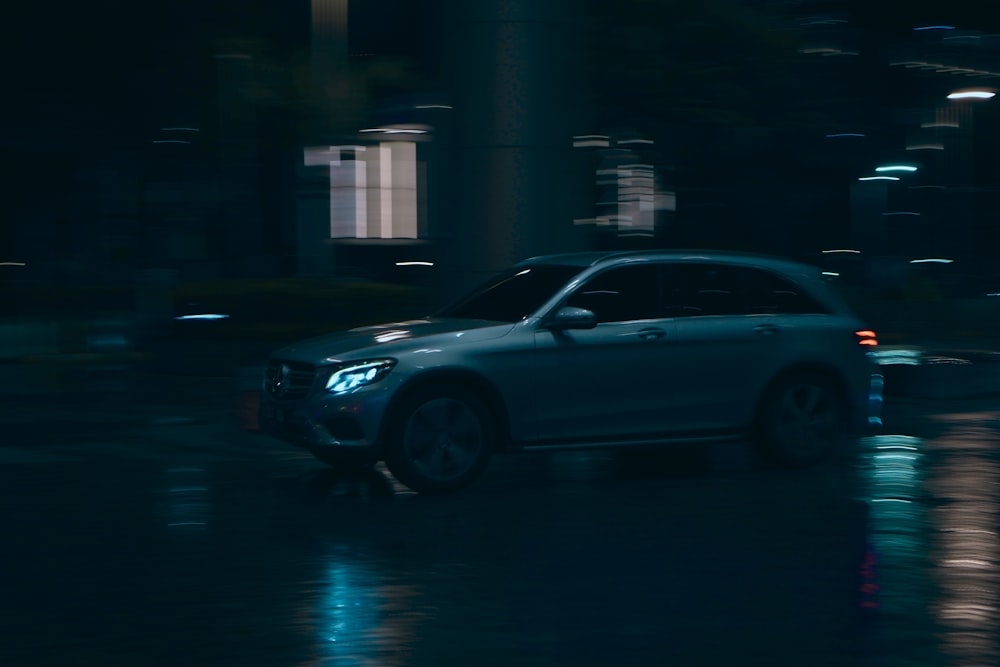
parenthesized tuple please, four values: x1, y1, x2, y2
(796, 7, 1000, 294)
(4, 0, 1000, 300)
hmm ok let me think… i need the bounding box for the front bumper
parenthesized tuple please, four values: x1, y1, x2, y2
(258, 392, 386, 460)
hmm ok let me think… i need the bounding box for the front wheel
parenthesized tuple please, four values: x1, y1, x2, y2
(384, 388, 494, 494)
(755, 373, 847, 468)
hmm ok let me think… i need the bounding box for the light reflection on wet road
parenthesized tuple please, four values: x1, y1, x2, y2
(1, 380, 999, 666)
(855, 400, 1000, 667)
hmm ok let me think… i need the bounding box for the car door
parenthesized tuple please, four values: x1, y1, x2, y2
(663, 262, 809, 431)
(531, 262, 677, 444)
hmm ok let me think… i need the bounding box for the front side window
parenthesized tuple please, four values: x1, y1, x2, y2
(437, 264, 584, 322)
(564, 264, 660, 323)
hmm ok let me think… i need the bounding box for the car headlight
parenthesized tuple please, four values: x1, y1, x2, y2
(325, 359, 396, 394)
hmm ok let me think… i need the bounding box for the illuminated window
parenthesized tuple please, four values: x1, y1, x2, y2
(304, 140, 420, 240)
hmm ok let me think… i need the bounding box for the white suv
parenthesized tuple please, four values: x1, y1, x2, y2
(259, 250, 881, 493)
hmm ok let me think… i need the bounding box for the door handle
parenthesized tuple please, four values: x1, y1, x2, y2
(637, 327, 667, 340)
(753, 323, 781, 336)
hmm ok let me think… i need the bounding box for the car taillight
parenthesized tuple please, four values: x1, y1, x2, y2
(856, 329, 878, 347)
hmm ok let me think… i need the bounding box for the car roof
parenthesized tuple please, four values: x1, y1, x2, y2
(518, 249, 819, 274)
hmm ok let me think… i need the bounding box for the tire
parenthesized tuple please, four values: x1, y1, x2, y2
(755, 372, 847, 468)
(384, 387, 494, 494)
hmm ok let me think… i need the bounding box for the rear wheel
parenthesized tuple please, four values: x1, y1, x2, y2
(384, 387, 494, 494)
(755, 373, 847, 468)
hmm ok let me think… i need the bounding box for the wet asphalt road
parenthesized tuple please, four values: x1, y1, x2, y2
(1, 367, 998, 666)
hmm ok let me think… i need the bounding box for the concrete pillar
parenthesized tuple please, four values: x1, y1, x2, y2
(440, 0, 586, 300)
(215, 54, 264, 277)
(294, 0, 353, 277)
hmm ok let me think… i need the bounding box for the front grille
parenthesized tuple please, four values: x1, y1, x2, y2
(264, 359, 317, 400)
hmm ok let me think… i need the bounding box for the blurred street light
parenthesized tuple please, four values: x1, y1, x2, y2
(360, 127, 429, 135)
(947, 89, 996, 100)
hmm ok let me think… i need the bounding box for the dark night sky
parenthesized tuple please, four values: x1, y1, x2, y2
(4, 1, 1000, 191)
(3, 0, 1000, 125)
(3, 2, 298, 132)
(0, 0, 435, 142)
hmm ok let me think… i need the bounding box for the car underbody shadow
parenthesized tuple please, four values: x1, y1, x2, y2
(611, 441, 756, 479)
(279, 465, 397, 504)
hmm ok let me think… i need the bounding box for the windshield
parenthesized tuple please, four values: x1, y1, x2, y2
(436, 264, 585, 322)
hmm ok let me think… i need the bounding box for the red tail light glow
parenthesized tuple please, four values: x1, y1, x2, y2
(856, 330, 878, 346)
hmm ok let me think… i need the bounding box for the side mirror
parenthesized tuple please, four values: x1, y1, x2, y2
(546, 306, 597, 330)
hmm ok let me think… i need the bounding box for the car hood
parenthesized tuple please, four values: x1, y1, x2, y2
(270, 318, 517, 364)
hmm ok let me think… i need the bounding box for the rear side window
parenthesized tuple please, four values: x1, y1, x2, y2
(744, 269, 830, 315)
(665, 263, 830, 317)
